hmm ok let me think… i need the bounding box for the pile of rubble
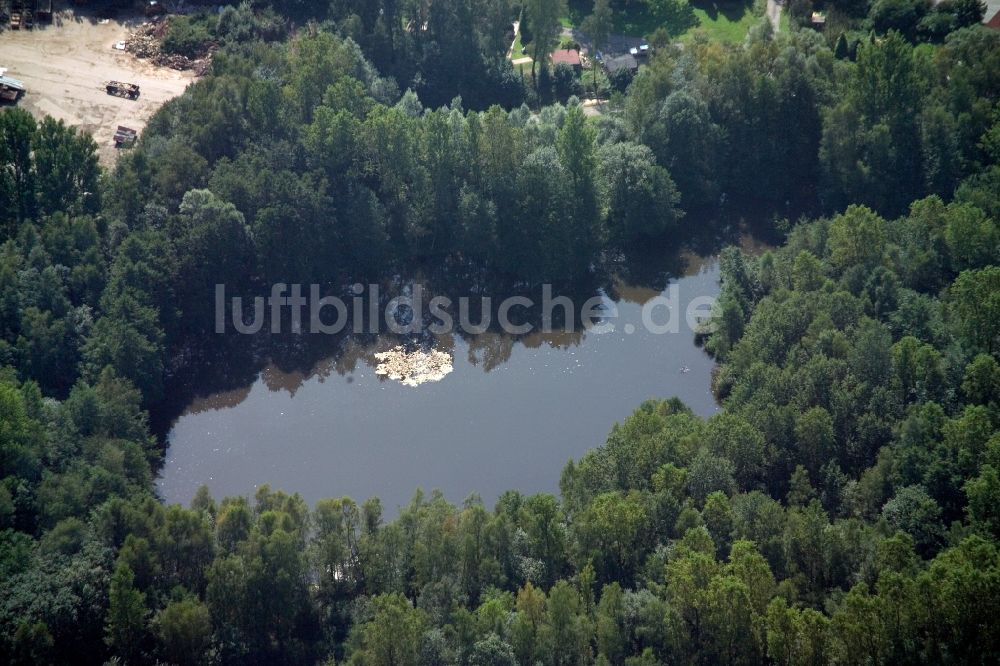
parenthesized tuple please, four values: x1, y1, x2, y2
(374, 347, 454, 387)
(124, 19, 212, 74)
(124, 20, 166, 58)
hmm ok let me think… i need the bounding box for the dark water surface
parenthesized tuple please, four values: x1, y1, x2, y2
(157, 255, 724, 511)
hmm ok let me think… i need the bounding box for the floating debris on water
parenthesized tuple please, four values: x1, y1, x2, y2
(374, 346, 454, 387)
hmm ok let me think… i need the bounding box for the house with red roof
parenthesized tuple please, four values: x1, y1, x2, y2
(550, 49, 582, 70)
(985, 0, 1000, 30)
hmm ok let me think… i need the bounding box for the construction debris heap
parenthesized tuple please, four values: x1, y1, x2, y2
(124, 19, 212, 74)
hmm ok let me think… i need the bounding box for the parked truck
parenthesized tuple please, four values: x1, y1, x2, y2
(106, 81, 140, 100)
(0, 71, 27, 103)
(113, 126, 138, 147)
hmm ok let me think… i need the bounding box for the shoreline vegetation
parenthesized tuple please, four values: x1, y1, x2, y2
(0, 0, 998, 663)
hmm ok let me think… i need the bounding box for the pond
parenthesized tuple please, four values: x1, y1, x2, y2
(156, 253, 724, 512)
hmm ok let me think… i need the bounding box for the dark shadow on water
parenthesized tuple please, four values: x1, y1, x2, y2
(148, 222, 757, 447)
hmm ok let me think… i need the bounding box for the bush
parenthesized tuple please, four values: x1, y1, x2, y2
(584, 66, 613, 99)
(216, 3, 256, 44)
(553, 63, 583, 102)
(647, 0, 699, 35)
(519, 8, 533, 47)
(608, 66, 635, 94)
(789, 0, 815, 27)
(866, 0, 930, 41)
(162, 14, 214, 59)
(537, 64, 553, 104)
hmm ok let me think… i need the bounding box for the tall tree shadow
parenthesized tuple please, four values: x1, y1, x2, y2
(691, 0, 754, 22)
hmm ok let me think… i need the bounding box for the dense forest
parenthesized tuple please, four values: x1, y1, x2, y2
(1, 0, 999, 663)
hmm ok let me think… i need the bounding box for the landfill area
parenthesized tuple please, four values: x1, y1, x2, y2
(123, 17, 213, 73)
(0, 11, 196, 165)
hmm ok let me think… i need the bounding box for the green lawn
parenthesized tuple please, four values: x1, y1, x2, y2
(565, 0, 756, 44)
(612, 6, 671, 35)
(508, 29, 535, 76)
(510, 30, 525, 58)
(682, 0, 757, 43)
(566, 0, 667, 35)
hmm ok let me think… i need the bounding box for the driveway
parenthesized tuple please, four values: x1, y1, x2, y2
(766, 0, 783, 32)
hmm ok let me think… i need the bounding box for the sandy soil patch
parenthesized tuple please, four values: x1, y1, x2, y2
(581, 98, 607, 117)
(0, 10, 196, 165)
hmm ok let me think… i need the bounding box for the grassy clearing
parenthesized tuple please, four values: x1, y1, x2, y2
(508, 29, 537, 77)
(682, 0, 757, 43)
(566, 0, 755, 43)
(567, 0, 676, 35)
(510, 30, 525, 58)
(612, 6, 671, 35)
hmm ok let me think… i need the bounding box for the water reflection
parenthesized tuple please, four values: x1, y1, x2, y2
(157, 248, 730, 512)
(183, 385, 253, 416)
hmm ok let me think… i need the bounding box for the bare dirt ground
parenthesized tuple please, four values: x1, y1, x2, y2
(581, 99, 607, 117)
(766, 0, 783, 32)
(0, 10, 196, 165)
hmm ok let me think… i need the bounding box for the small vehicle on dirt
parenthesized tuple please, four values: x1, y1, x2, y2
(106, 80, 140, 100)
(0, 70, 27, 103)
(113, 125, 138, 146)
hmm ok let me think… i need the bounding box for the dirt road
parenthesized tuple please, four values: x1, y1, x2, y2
(767, 0, 783, 32)
(0, 11, 195, 165)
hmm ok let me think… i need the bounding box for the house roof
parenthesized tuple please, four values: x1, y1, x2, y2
(986, 9, 1000, 30)
(551, 49, 582, 67)
(0, 75, 26, 92)
(984, 0, 1000, 24)
(603, 54, 637, 73)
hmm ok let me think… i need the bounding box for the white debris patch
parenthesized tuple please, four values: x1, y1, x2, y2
(374, 347, 454, 387)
